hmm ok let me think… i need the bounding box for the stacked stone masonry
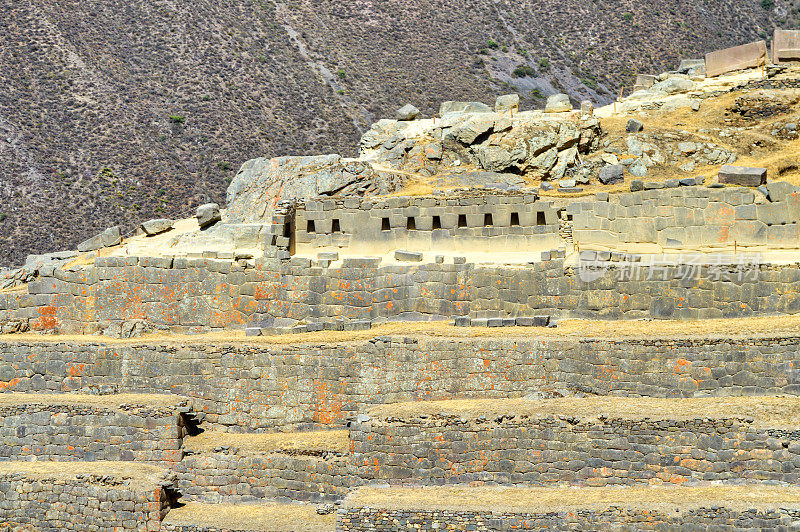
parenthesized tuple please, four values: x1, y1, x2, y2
(6, 252, 800, 335)
(3, 335, 800, 431)
(175, 451, 351, 503)
(0, 402, 188, 466)
(350, 416, 800, 486)
(294, 193, 560, 255)
(0, 469, 172, 531)
(337, 507, 800, 531)
(570, 185, 800, 250)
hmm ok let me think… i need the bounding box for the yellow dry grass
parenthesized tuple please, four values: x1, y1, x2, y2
(163, 502, 335, 532)
(0, 461, 164, 489)
(4, 314, 800, 346)
(186, 430, 349, 454)
(346, 484, 800, 513)
(369, 396, 800, 429)
(0, 393, 182, 409)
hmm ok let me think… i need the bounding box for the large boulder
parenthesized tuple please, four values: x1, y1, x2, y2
(140, 218, 174, 236)
(599, 164, 624, 185)
(77, 226, 122, 252)
(545, 94, 572, 113)
(225, 155, 403, 224)
(396, 104, 420, 121)
(449, 114, 495, 145)
(196, 203, 221, 228)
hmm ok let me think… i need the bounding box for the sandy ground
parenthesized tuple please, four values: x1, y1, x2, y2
(163, 502, 335, 532)
(345, 484, 800, 513)
(0, 393, 182, 409)
(0, 461, 165, 489)
(186, 430, 349, 454)
(369, 396, 800, 429)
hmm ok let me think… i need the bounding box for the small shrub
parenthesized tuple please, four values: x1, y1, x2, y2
(582, 77, 598, 89)
(622, 12, 633, 21)
(761, 0, 774, 9)
(217, 162, 232, 171)
(337, 69, 346, 79)
(530, 88, 545, 99)
(477, 48, 489, 55)
(169, 115, 185, 124)
(512, 64, 536, 78)
(0, 213, 6, 223)
(336, 88, 346, 95)
(486, 39, 499, 49)
(501, 45, 508, 52)
(538, 58, 550, 70)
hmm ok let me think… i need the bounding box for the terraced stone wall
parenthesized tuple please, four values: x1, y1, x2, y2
(0, 470, 171, 531)
(337, 507, 800, 531)
(4, 249, 800, 335)
(350, 416, 800, 486)
(1, 335, 799, 430)
(0, 403, 187, 465)
(571, 185, 800, 250)
(175, 451, 352, 503)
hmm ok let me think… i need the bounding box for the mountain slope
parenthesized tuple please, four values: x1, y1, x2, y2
(0, 0, 793, 265)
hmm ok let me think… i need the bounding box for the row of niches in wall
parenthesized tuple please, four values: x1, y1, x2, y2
(304, 212, 551, 235)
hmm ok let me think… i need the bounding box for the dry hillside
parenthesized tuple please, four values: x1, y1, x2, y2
(0, 0, 797, 266)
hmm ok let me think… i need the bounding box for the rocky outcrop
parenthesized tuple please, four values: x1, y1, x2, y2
(225, 155, 404, 225)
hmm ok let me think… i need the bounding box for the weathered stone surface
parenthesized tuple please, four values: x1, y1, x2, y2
(545, 93, 572, 113)
(225, 155, 403, 224)
(450, 114, 495, 144)
(495, 94, 520, 112)
(141, 218, 174, 236)
(706, 40, 767, 78)
(396, 104, 420, 121)
(718, 165, 767, 187)
(196, 203, 221, 228)
(580, 100, 593, 114)
(395, 250, 423, 262)
(439, 101, 492, 115)
(773, 29, 800, 63)
(599, 164, 624, 185)
(649, 77, 694, 95)
(77, 226, 121, 252)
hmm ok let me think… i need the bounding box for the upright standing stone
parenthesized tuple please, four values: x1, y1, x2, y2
(545, 94, 572, 113)
(495, 94, 520, 112)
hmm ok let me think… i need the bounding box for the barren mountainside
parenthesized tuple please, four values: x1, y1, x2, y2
(0, 0, 795, 266)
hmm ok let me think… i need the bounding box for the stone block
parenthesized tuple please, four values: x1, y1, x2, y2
(705, 41, 767, 78)
(599, 165, 624, 185)
(626, 119, 644, 133)
(141, 219, 174, 236)
(718, 166, 767, 187)
(495, 94, 520, 112)
(545, 93, 572, 113)
(196, 203, 221, 228)
(395, 250, 423, 262)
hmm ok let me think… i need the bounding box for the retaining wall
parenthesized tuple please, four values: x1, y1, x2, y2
(175, 450, 351, 503)
(0, 468, 171, 531)
(350, 416, 800, 486)
(337, 506, 800, 531)
(0, 402, 187, 465)
(6, 251, 800, 335)
(571, 185, 800, 250)
(2, 335, 800, 430)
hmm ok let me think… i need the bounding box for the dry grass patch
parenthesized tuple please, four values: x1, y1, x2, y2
(186, 430, 349, 454)
(0, 393, 183, 409)
(4, 314, 800, 346)
(163, 502, 335, 532)
(369, 396, 800, 429)
(346, 484, 800, 514)
(0, 461, 164, 489)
